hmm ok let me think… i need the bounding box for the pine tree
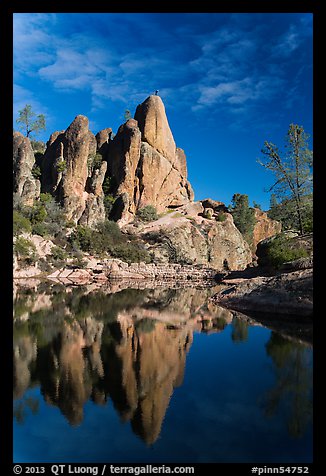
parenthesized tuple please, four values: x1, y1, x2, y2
(259, 124, 313, 235)
(16, 104, 46, 138)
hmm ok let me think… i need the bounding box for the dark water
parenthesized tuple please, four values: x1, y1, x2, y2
(13, 282, 313, 463)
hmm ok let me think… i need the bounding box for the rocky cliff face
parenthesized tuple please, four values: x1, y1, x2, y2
(41, 115, 107, 226)
(126, 201, 252, 271)
(13, 95, 280, 270)
(13, 131, 40, 206)
(252, 208, 282, 250)
(108, 96, 194, 224)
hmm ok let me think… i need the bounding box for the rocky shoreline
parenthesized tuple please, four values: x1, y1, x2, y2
(14, 258, 219, 286)
(14, 255, 313, 319)
(212, 267, 313, 317)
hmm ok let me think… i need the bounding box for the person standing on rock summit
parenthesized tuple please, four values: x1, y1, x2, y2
(154, 90, 159, 95)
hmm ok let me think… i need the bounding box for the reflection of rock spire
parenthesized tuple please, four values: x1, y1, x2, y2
(39, 319, 104, 426)
(13, 286, 234, 442)
(110, 318, 193, 445)
(13, 336, 37, 399)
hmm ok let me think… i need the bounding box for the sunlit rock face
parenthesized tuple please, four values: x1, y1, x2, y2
(13, 132, 41, 206)
(252, 208, 282, 251)
(41, 115, 107, 226)
(133, 207, 253, 271)
(107, 96, 194, 224)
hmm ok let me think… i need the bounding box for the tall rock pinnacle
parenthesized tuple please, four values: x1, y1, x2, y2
(108, 95, 194, 224)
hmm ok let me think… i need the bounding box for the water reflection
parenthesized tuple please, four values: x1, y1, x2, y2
(13, 285, 232, 443)
(13, 284, 312, 447)
(263, 333, 313, 438)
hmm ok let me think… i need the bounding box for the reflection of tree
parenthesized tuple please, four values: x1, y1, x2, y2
(231, 317, 249, 343)
(264, 332, 312, 438)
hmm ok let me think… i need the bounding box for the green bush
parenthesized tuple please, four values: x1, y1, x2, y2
(110, 242, 151, 264)
(30, 140, 46, 153)
(70, 221, 151, 263)
(102, 177, 115, 195)
(39, 193, 53, 204)
(103, 195, 116, 217)
(70, 226, 94, 252)
(31, 164, 42, 179)
(30, 204, 47, 224)
(51, 246, 68, 261)
(260, 235, 309, 269)
(13, 211, 32, 236)
(230, 193, 256, 245)
(88, 153, 103, 173)
(136, 205, 158, 222)
(96, 220, 122, 240)
(14, 237, 37, 262)
(31, 222, 49, 237)
(217, 212, 227, 222)
(56, 159, 67, 173)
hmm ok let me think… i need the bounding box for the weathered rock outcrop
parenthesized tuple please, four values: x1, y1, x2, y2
(108, 96, 194, 224)
(252, 208, 282, 250)
(13, 132, 40, 206)
(130, 205, 252, 271)
(212, 268, 313, 316)
(45, 259, 219, 285)
(41, 116, 107, 226)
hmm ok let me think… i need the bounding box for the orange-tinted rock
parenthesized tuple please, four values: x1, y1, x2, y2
(135, 95, 176, 162)
(42, 115, 107, 226)
(13, 132, 40, 206)
(252, 208, 282, 250)
(108, 96, 193, 223)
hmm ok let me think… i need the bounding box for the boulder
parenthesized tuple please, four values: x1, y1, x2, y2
(138, 211, 252, 271)
(212, 268, 313, 316)
(13, 132, 40, 206)
(201, 198, 228, 213)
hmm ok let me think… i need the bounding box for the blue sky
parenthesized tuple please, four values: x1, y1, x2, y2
(13, 12, 313, 210)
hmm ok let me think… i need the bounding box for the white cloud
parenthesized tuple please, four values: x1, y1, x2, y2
(13, 14, 56, 75)
(271, 24, 302, 58)
(12, 13, 312, 135)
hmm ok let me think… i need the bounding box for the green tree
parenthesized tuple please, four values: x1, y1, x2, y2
(13, 210, 32, 236)
(124, 109, 131, 121)
(230, 193, 256, 246)
(259, 124, 313, 235)
(268, 194, 313, 233)
(252, 201, 262, 210)
(30, 140, 46, 153)
(16, 104, 46, 138)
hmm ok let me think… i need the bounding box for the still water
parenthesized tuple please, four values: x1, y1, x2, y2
(13, 282, 313, 463)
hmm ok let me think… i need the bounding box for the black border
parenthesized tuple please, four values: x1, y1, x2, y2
(2, 1, 321, 474)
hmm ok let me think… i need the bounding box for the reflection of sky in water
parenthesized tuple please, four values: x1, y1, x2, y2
(14, 319, 313, 463)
